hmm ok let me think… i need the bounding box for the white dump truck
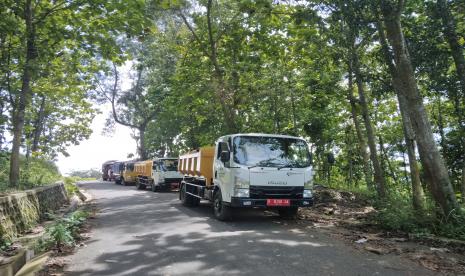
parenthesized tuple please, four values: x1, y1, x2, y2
(178, 133, 314, 220)
(134, 157, 183, 191)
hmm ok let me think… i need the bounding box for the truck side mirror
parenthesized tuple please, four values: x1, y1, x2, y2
(220, 151, 230, 163)
(309, 152, 313, 165)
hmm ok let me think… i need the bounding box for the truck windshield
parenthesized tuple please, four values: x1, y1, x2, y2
(233, 136, 311, 168)
(156, 160, 178, 171)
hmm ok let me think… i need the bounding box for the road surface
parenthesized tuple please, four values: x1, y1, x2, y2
(66, 181, 432, 276)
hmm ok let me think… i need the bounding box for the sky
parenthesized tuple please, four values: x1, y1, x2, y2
(56, 103, 137, 175)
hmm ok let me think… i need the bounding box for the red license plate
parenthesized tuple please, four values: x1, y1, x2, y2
(267, 199, 290, 206)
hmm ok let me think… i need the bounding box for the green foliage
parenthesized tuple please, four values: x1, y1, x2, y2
(0, 152, 61, 191)
(375, 193, 431, 233)
(375, 193, 465, 240)
(39, 210, 90, 251)
(0, 151, 8, 188)
(47, 222, 74, 249)
(0, 239, 12, 252)
(63, 178, 80, 197)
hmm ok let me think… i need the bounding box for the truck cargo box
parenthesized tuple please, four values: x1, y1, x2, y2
(134, 160, 153, 178)
(178, 146, 215, 187)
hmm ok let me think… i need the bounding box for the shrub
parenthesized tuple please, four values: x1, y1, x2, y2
(63, 177, 80, 196)
(374, 192, 465, 241)
(42, 210, 90, 251)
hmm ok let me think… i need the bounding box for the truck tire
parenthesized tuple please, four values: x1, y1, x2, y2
(136, 179, 146, 190)
(213, 190, 232, 221)
(180, 184, 193, 206)
(121, 178, 126, 186)
(151, 183, 160, 192)
(278, 207, 298, 219)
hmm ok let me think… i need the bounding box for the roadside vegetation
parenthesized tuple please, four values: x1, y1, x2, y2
(0, 151, 61, 192)
(34, 210, 90, 254)
(1, 0, 465, 242)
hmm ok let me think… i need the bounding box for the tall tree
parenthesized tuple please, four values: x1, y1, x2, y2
(375, 13, 425, 211)
(378, 0, 459, 216)
(5, 0, 147, 186)
(10, 0, 36, 187)
(436, 0, 465, 204)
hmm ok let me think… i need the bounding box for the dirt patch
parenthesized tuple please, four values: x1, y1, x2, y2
(299, 185, 465, 275)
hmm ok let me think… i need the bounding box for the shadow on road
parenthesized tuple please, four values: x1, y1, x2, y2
(67, 182, 431, 276)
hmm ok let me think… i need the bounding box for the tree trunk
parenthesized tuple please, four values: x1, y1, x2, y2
(138, 126, 148, 160)
(437, 0, 465, 205)
(10, 0, 36, 187)
(351, 51, 387, 198)
(347, 66, 373, 190)
(400, 92, 426, 211)
(462, 164, 465, 204)
(31, 95, 46, 153)
(375, 13, 425, 212)
(436, 95, 447, 151)
(380, 1, 459, 215)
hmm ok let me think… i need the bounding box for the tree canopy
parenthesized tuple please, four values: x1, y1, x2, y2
(1, 0, 465, 237)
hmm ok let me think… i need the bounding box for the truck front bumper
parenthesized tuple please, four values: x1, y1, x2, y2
(160, 178, 183, 189)
(229, 197, 313, 208)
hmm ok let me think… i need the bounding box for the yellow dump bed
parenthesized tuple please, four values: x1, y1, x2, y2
(178, 146, 215, 186)
(134, 160, 153, 178)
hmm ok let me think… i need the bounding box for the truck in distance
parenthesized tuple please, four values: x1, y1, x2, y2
(134, 158, 183, 192)
(178, 133, 314, 220)
(120, 161, 137, 186)
(101, 160, 116, 181)
(111, 161, 125, 184)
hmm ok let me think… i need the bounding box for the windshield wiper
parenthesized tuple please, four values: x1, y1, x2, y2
(247, 158, 279, 169)
(277, 164, 294, 170)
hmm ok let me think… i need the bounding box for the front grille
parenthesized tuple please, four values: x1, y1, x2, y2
(249, 185, 303, 199)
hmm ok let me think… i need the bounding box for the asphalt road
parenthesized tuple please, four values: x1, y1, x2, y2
(66, 181, 432, 276)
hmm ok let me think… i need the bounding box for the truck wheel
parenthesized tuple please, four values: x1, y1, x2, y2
(278, 207, 298, 219)
(151, 183, 160, 192)
(136, 180, 145, 190)
(213, 190, 232, 221)
(180, 184, 193, 206)
(121, 178, 126, 186)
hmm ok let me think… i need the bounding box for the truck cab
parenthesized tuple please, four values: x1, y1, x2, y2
(214, 134, 313, 209)
(152, 158, 183, 191)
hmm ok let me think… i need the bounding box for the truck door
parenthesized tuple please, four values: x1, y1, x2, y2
(153, 161, 160, 185)
(214, 140, 233, 202)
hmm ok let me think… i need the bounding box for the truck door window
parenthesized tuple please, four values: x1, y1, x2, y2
(217, 142, 229, 158)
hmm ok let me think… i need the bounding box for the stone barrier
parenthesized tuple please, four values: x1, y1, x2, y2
(0, 183, 68, 242)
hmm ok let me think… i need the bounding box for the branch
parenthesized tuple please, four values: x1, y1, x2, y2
(397, 0, 405, 17)
(206, 0, 216, 54)
(34, 0, 87, 24)
(109, 63, 138, 129)
(178, 11, 212, 59)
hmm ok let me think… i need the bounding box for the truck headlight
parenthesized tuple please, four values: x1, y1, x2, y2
(234, 188, 250, 198)
(303, 189, 313, 198)
(234, 176, 249, 188)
